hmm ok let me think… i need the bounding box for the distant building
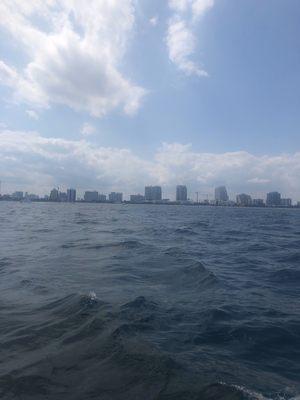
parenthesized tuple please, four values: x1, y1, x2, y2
(130, 194, 145, 203)
(281, 198, 292, 207)
(27, 193, 39, 201)
(12, 191, 23, 200)
(49, 188, 59, 201)
(176, 185, 187, 202)
(109, 192, 123, 202)
(67, 188, 76, 202)
(98, 194, 107, 202)
(236, 193, 252, 206)
(266, 191, 281, 206)
(145, 186, 162, 201)
(84, 191, 99, 202)
(252, 198, 264, 207)
(59, 192, 67, 202)
(215, 186, 229, 202)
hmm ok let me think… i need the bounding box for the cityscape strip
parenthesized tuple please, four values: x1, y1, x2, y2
(0, 185, 299, 208)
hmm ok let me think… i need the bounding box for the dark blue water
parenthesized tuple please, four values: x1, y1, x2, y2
(0, 203, 299, 399)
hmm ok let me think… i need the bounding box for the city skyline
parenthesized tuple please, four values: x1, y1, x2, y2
(1, 184, 297, 206)
(0, 1, 300, 200)
(0, 179, 298, 205)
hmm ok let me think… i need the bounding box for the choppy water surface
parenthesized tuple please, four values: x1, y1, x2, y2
(0, 203, 299, 400)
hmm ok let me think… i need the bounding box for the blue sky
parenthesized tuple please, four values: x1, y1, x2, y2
(0, 0, 300, 200)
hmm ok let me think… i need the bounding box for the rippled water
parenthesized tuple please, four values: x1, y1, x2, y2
(0, 202, 299, 399)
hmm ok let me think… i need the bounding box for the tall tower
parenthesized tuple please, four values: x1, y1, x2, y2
(145, 186, 162, 201)
(215, 186, 229, 202)
(176, 185, 187, 201)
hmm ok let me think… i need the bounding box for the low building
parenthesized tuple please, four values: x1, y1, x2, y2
(236, 193, 252, 206)
(281, 198, 292, 207)
(130, 194, 145, 203)
(252, 198, 264, 207)
(27, 193, 39, 201)
(12, 191, 24, 200)
(84, 191, 99, 202)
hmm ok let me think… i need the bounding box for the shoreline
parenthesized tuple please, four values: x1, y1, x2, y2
(0, 199, 299, 209)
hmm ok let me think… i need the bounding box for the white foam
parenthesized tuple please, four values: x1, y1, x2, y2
(219, 382, 300, 400)
(88, 291, 98, 301)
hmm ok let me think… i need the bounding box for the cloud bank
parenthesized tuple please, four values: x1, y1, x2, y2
(1, 129, 300, 200)
(0, 0, 146, 117)
(166, 0, 214, 77)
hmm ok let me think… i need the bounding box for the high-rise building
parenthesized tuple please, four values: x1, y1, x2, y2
(49, 188, 59, 201)
(84, 191, 99, 202)
(12, 191, 24, 200)
(215, 186, 229, 202)
(98, 194, 106, 202)
(176, 185, 187, 202)
(266, 191, 281, 206)
(130, 194, 145, 203)
(281, 198, 292, 207)
(28, 194, 39, 200)
(59, 192, 67, 202)
(236, 193, 252, 206)
(109, 192, 123, 202)
(145, 186, 162, 201)
(67, 188, 76, 202)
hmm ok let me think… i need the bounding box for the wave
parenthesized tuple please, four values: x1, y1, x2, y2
(270, 269, 300, 284)
(174, 227, 197, 235)
(61, 239, 146, 251)
(193, 322, 300, 366)
(1, 291, 299, 399)
(220, 383, 300, 400)
(0, 257, 11, 269)
(189, 221, 209, 228)
(19, 279, 48, 294)
(161, 260, 218, 290)
(121, 296, 158, 313)
(276, 252, 300, 263)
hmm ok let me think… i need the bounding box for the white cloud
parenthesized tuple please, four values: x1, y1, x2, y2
(1, 128, 300, 200)
(149, 16, 158, 26)
(81, 122, 96, 136)
(166, 18, 208, 77)
(0, 1, 146, 117)
(167, 0, 214, 77)
(192, 0, 214, 19)
(26, 110, 39, 120)
(169, 0, 189, 13)
(169, 0, 214, 18)
(247, 177, 270, 184)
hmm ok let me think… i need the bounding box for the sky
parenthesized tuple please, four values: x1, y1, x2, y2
(0, 0, 300, 201)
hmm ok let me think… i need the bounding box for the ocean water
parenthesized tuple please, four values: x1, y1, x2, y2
(0, 202, 299, 400)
